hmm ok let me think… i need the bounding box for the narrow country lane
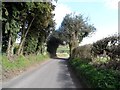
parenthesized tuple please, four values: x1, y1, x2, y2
(3, 59, 82, 88)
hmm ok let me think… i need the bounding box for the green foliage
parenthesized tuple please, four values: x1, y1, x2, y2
(2, 2, 24, 55)
(72, 34, 120, 70)
(2, 2, 56, 56)
(91, 34, 120, 70)
(71, 44, 92, 59)
(2, 55, 26, 70)
(91, 34, 120, 59)
(3, 3, 21, 34)
(69, 58, 120, 88)
(70, 34, 120, 88)
(22, 2, 55, 55)
(47, 35, 64, 58)
(24, 36, 38, 55)
(59, 13, 96, 43)
(57, 13, 96, 56)
(2, 54, 49, 71)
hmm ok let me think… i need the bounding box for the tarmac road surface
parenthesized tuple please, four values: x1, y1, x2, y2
(3, 59, 82, 88)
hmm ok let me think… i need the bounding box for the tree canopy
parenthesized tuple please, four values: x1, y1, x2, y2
(58, 13, 96, 56)
(2, 2, 56, 59)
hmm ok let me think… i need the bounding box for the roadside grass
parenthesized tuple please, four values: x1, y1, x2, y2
(2, 54, 49, 71)
(69, 58, 120, 88)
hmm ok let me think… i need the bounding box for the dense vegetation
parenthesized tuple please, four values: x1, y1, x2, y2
(58, 13, 96, 57)
(70, 34, 120, 88)
(1, 2, 56, 80)
(69, 58, 120, 88)
(47, 13, 96, 58)
(2, 2, 55, 57)
(47, 34, 64, 58)
(1, 2, 119, 88)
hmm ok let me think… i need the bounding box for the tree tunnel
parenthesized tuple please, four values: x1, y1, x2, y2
(47, 36, 65, 58)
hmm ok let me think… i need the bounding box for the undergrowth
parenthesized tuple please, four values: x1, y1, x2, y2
(2, 54, 49, 71)
(69, 58, 120, 88)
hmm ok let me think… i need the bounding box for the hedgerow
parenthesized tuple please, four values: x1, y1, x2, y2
(69, 58, 120, 88)
(70, 34, 120, 88)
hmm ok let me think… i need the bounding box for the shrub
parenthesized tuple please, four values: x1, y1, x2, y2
(70, 34, 120, 88)
(91, 34, 120, 61)
(71, 44, 92, 60)
(71, 34, 120, 70)
(69, 58, 120, 88)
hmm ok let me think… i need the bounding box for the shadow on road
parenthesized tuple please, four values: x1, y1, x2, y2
(53, 58, 82, 88)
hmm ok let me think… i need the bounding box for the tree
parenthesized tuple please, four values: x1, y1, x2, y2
(22, 2, 56, 55)
(2, 2, 56, 58)
(58, 13, 96, 57)
(2, 2, 22, 57)
(47, 35, 64, 58)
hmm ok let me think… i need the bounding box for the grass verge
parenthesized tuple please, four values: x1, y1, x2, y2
(69, 58, 120, 89)
(1, 54, 49, 81)
(2, 54, 49, 71)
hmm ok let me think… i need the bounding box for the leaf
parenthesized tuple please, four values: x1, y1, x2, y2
(2, 17, 7, 21)
(5, 22, 9, 33)
(5, 9, 8, 16)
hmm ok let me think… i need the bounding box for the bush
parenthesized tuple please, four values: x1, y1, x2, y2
(69, 58, 120, 88)
(91, 34, 120, 61)
(71, 44, 92, 60)
(70, 34, 120, 88)
(71, 34, 120, 70)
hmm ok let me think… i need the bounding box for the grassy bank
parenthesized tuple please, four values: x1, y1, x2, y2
(2, 54, 49, 71)
(1, 54, 49, 81)
(69, 58, 120, 88)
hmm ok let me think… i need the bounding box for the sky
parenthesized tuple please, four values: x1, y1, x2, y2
(53, 0, 119, 45)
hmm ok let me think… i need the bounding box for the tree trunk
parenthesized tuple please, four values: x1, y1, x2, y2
(7, 31, 18, 57)
(69, 32, 79, 58)
(17, 17, 35, 55)
(6, 33, 12, 57)
(36, 33, 42, 54)
(10, 41, 15, 55)
(69, 42, 72, 57)
(41, 45, 43, 54)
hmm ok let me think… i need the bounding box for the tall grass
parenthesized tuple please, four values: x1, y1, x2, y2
(2, 54, 49, 71)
